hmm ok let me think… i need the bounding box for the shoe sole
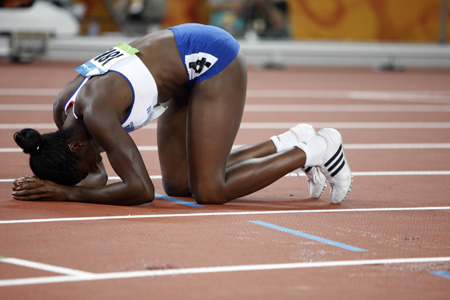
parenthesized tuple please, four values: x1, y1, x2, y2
(303, 166, 327, 199)
(318, 129, 353, 204)
(332, 143, 353, 204)
(329, 147, 353, 204)
(313, 181, 327, 199)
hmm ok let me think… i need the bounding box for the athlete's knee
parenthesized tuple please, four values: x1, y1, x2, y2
(193, 190, 227, 205)
(162, 180, 191, 197)
(190, 180, 227, 205)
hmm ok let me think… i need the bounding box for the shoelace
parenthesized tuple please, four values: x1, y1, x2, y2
(289, 167, 320, 182)
(288, 168, 303, 180)
(310, 167, 322, 183)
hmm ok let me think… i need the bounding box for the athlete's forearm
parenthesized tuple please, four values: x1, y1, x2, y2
(76, 163, 108, 187)
(66, 180, 155, 205)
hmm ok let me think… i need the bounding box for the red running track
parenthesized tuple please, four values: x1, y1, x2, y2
(0, 60, 450, 299)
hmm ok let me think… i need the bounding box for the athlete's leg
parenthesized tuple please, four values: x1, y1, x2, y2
(157, 96, 191, 196)
(227, 123, 316, 167)
(186, 52, 307, 204)
(227, 141, 276, 167)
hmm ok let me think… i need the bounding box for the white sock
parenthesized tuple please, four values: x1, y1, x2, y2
(295, 134, 327, 167)
(271, 130, 297, 152)
(271, 124, 315, 152)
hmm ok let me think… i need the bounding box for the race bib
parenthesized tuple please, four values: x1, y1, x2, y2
(76, 43, 139, 76)
(184, 52, 218, 81)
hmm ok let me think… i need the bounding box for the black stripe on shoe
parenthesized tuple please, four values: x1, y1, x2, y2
(304, 166, 313, 173)
(328, 152, 344, 173)
(331, 160, 346, 177)
(324, 144, 343, 167)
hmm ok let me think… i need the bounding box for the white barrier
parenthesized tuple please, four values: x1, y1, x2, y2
(0, 2, 449, 68)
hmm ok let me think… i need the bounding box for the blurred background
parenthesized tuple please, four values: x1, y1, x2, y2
(0, 0, 449, 68)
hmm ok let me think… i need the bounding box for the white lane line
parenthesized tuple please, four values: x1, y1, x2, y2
(3, 104, 450, 112)
(101, 171, 450, 178)
(352, 171, 450, 176)
(0, 148, 21, 152)
(0, 256, 449, 287)
(0, 123, 56, 129)
(238, 122, 450, 129)
(1, 171, 449, 184)
(2, 122, 450, 130)
(0, 104, 53, 111)
(2, 88, 450, 101)
(1, 206, 449, 225)
(0, 176, 154, 183)
(0, 257, 93, 276)
(2, 143, 450, 153)
(244, 104, 450, 112)
(345, 143, 450, 149)
(247, 90, 450, 103)
(0, 88, 60, 96)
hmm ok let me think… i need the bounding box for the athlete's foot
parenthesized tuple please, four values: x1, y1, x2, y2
(302, 166, 327, 199)
(290, 124, 327, 199)
(316, 128, 353, 204)
(289, 124, 315, 142)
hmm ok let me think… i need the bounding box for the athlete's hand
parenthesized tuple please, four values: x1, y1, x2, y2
(13, 176, 40, 188)
(12, 176, 68, 201)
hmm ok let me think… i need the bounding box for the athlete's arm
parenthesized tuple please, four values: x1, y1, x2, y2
(51, 76, 109, 187)
(13, 100, 154, 206)
(67, 99, 155, 205)
(53, 75, 84, 128)
(76, 161, 108, 187)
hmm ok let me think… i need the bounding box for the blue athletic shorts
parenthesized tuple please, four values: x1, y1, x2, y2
(167, 23, 240, 90)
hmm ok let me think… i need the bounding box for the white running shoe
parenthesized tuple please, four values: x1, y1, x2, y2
(290, 124, 327, 199)
(302, 167, 327, 199)
(289, 124, 315, 142)
(316, 128, 353, 204)
(302, 166, 327, 199)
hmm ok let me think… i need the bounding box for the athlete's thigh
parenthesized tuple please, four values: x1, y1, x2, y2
(157, 96, 190, 195)
(187, 52, 247, 185)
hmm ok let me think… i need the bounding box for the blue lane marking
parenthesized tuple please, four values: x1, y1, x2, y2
(429, 271, 450, 279)
(249, 221, 368, 252)
(155, 193, 203, 207)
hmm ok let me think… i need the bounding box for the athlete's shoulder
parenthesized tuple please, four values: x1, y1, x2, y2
(54, 75, 83, 110)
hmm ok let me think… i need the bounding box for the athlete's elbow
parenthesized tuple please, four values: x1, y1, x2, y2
(128, 181, 154, 205)
(129, 193, 154, 206)
(137, 185, 155, 204)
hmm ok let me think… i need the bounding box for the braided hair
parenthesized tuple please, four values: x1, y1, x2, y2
(14, 128, 81, 186)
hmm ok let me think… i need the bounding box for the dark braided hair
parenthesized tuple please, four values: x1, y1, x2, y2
(14, 128, 81, 186)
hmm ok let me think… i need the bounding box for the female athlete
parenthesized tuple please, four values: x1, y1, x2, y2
(12, 23, 352, 205)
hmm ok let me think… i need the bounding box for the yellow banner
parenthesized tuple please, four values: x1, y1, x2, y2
(288, 0, 449, 42)
(162, 0, 209, 28)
